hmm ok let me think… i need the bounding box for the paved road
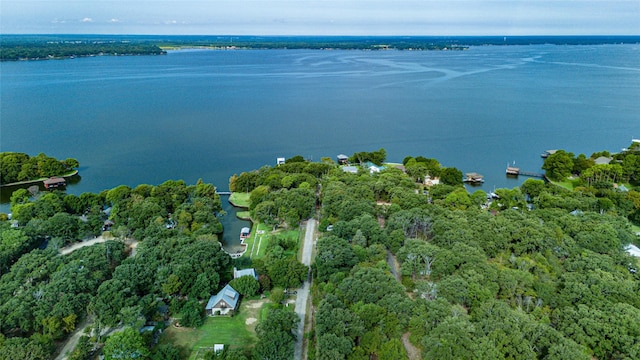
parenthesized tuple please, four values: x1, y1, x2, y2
(294, 218, 316, 360)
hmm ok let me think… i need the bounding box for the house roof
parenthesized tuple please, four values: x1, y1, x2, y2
(43, 177, 66, 185)
(234, 267, 258, 280)
(364, 162, 385, 170)
(342, 166, 358, 174)
(205, 284, 240, 310)
(593, 156, 613, 165)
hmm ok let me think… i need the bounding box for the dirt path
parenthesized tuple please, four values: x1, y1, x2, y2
(54, 315, 93, 360)
(387, 250, 401, 282)
(402, 332, 421, 360)
(54, 236, 139, 359)
(59, 235, 137, 256)
(59, 235, 112, 255)
(388, 253, 422, 358)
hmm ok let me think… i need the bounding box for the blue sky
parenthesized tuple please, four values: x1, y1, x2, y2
(2, 0, 639, 35)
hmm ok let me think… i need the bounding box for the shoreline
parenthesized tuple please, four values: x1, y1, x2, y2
(0, 170, 79, 188)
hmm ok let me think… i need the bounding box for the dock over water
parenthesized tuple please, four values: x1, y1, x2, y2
(505, 166, 545, 179)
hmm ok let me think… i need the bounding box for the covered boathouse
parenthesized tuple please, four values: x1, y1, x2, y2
(43, 177, 66, 189)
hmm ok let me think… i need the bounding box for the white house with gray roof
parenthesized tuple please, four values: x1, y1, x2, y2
(205, 284, 240, 316)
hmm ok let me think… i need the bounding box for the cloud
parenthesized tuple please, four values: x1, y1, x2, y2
(81, 17, 93, 23)
(109, 18, 120, 23)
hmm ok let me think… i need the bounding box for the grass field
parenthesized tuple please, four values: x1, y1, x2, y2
(241, 224, 303, 259)
(160, 298, 268, 359)
(229, 192, 250, 208)
(551, 179, 575, 190)
(245, 223, 271, 259)
(236, 211, 251, 220)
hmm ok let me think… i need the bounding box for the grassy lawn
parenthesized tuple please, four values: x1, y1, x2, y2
(236, 211, 251, 220)
(241, 224, 302, 259)
(160, 298, 268, 359)
(279, 229, 302, 257)
(245, 223, 271, 259)
(550, 179, 575, 190)
(229, 192, 250, 208)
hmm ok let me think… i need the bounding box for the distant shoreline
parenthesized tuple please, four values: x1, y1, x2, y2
(4, 34, 640, 62)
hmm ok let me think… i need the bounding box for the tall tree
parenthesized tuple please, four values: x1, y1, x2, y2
(102, 327, 150, 360)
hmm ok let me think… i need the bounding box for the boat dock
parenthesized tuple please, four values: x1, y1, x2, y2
(464, 172, 485, 183)
(505, 166, 545, 178)
(215, 191, 232, 195)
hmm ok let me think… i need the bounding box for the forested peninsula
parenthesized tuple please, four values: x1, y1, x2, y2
(0, 147, 639, 360)
(0, 152, 79, 186)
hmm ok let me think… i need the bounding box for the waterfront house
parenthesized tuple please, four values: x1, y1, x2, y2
(593, 156, 613, 165)
(205, 284, 240, 316)
(424, 176, 440, 186)
(364, 162, 385, 174)
(337, 154, 349, 164)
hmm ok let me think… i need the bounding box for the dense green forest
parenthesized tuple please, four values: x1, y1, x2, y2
(0, 147, 639, 359)
(0, 37, 165, 61)
(0, 152, 79, 185)
(541, 141, 640, 224)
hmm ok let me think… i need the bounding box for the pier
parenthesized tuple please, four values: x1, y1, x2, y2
(517, 171, 546, 178)
(215, 191, 232, 195)
(505, 166, 545, 178)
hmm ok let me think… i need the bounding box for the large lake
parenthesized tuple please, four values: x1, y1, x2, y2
(2, 45, 639, 244)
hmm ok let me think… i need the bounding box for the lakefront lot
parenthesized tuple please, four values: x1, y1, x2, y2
(161, 297, 269, 359)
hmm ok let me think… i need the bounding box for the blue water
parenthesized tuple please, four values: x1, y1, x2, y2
(2, 45, 639, 243)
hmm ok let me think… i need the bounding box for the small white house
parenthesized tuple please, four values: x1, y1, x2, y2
(205, 284, 240, 316)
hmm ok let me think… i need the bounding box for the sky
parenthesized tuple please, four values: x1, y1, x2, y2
(1, 0, 639, 36)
